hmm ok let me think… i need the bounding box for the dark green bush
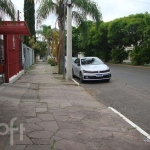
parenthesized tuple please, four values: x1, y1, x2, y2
(130, 46, 150, 65)
(51, 61, 56, 66)
(48, 58, 53, 64)
(48, 58, 56, 66)
(111, 47, 128, 63)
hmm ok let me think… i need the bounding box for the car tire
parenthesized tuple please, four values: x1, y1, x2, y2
(79, 72, 84, 83)
(72, 69, 75, 78)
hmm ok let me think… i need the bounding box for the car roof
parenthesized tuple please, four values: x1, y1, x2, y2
(79, 57, 98, 59)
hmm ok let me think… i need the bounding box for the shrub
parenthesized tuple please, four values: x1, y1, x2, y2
(48, 58, 56, 66)
(130, 46, 150, 65)
(111, 47, 128, 63)
(51, 61, 56, 66)
(48, 58, 53, 64)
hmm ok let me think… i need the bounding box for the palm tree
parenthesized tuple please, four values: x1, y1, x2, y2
(0, 0, 16, 20)
(37, 25, 53, 57)
(36, 0, 102, 73)
(51, 28, 59, 57)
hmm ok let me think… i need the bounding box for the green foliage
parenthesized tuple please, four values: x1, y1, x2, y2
(48, 58, 53, 64)
(37, 25, 53, 56)
(36, 0, 101, 73)
(72, 27, 80, 56)
(130, 45, 150, 65)
(48, 58, 56, 66)
(50, 140, 56, 150)
(111, 47, 128, 64)
(36, 41, 47, 57)
(24, 0, 36, 46)
(0, 0, 16, 20)
(72, 13, 150, 65)
(51, 61, 56, 66)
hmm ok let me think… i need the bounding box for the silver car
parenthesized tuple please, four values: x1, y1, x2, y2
(65, 57, 76, 73)
(72, 57, 111, 82)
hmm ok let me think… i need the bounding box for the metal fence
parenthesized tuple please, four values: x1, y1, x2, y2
(23, 44, 35, 70)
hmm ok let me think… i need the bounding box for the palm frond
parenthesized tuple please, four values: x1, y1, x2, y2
(73, 0, 102, 25)
(0, 0, 16, 20)
(72, 11, 86, 26)
(36, 0, 56, 25)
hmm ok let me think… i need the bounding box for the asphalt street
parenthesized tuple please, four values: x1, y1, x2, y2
(74, 64, 150, 134)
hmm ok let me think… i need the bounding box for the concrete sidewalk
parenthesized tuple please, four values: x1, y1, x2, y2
(0, 62, 150, 150)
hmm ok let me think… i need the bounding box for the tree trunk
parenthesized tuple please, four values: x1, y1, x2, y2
(57, 31, 64, 74)
(57, 16, 65, 74)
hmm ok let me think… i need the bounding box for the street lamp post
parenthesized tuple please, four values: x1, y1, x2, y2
(65, 0, 73, 81)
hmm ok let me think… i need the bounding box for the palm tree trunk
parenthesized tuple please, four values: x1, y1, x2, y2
(57, 10, 66, 74)
(57, 31, 64, 74)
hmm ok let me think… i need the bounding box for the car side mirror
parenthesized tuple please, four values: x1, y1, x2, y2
(77, 63, 80, 66)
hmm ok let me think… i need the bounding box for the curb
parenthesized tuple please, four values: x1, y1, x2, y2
(72, 79, 80, 86)
(109, 107, 150, 140)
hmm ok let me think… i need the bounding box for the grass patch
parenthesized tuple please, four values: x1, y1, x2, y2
(50, 140, 56, 150)
(13, 125, 17, 128)
(27, 65, 35, 71)
(37, 94, 40, 100)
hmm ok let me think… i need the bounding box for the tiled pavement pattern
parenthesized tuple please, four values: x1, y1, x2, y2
(0, 62, 150, 150)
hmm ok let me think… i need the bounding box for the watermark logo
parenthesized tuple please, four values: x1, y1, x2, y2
(0, 117, 25, 145)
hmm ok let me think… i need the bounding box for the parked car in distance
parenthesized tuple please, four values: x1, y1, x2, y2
(72, 57, 111, 82)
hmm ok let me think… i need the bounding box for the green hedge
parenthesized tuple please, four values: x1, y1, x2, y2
(48, 58, 56, 66)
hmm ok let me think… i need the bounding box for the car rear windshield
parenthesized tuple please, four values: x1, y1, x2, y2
(81, 58, 103, 65)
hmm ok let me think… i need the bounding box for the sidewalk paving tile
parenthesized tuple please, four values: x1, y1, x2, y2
(25, 145, 51, 150)
(27, 130, 54, 139)
(4, 145, 26, 150)
(37, 114, 54, 121)
(12, 134, 32, 145)
(36, 121, 59, 132)
(0, 62, 150, 150)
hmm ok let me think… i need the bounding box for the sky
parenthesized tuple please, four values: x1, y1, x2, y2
(12, 0, 150, 29)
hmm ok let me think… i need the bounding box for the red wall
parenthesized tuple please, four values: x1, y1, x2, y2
(4, 35, 23, 82)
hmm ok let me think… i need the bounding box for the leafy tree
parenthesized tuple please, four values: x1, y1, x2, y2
(124, 15, 145, 46)
(90, 22, 111, 62)
(28, 35, 47, 58)
(111, 47, 128, 64)
(72, 27, 80, 56)
(108, 18, 127, 49)
(130, 41, 150, 65)
(0, 0, 16, 20)
(36, 41, 47, 58)
(107, 13, 150, 64)
(36, 0, 102, 73)
(70, 11, 150, 65)
(37, 25, 52, 56)
(24, 0, 36, 46)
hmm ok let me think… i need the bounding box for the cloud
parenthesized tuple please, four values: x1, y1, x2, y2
(95, 0, 150, 21)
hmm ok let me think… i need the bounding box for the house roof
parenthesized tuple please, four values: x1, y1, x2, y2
(0, 21, 30, 36)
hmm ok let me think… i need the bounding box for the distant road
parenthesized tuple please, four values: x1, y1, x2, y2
(79, 64, 150, 134)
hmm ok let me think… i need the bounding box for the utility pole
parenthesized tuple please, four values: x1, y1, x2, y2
(66, 2, 72, 81)
(63, 3, 66, 79)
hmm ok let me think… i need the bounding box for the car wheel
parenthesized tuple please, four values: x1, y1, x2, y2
(72, 69, 75, 78)
(79, 72, 84, 83)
